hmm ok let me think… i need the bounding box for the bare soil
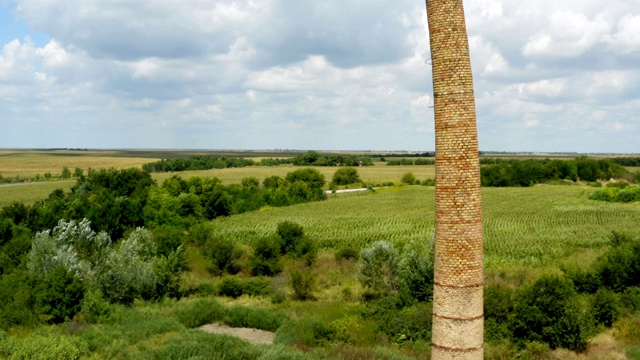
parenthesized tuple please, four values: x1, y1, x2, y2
(198, 323, 275, 345)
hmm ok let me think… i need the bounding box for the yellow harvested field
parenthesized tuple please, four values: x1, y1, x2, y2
(0, 150, 155, 177)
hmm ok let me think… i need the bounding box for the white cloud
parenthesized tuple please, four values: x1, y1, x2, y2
(0, 0, 639, 152)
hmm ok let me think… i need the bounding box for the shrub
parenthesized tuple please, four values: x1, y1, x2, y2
(332, 167, 361, 186)
(397, 238, 434, 302)
(276, 221, 304, 254)
(218, 276, 244, 298)
(561, 265, 601, 293)
(224, 305, 286, 331)
(595, 235, 640, 292)
(621, 287, 640, 312)
(511, 274, 588, 351)
(588, 181, 602, 187)
(358, 241, 399, 296)
(335, 247, 360, 261)
(589, 189, 615, 202)
(290, 268, 315, 301)
(615, 189, 636, 202)
(172, 297, 226, 328)
(202, 237, 242, 275)
(249, 236, 282, 276)
(422, 178, 436, 186)
(79, 290, 110, 324)
(592, 288, 619, 327)
(401, 172, 416, 185)
(275, 317, 338, 346)
(243, 277, 272, 296)
(35, 266, 86, 323)
(376, 302, 433, 343)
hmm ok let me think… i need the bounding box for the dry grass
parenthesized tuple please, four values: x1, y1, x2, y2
(0, 150, 155, 177)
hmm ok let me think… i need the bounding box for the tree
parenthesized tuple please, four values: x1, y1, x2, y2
(331, 167, 361, 186)
(61, 167, 71, 179)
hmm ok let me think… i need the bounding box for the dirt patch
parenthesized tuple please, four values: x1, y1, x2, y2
(198, 323, 275, 345)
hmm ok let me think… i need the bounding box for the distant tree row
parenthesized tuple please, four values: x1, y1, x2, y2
(385, 159, 434, 166)
(142, 156, 257, 172)
(481, 157, 635, 187)
(611, 157, 640, 167)
(292, 151, 373, 166)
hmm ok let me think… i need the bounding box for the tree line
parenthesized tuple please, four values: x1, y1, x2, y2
(481, 157, 639, 187)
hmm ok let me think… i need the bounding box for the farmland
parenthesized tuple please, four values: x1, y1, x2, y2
(1, 150, 640, 359)
(210, 185, 638, 270)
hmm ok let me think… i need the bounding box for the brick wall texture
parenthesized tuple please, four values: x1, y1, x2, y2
(426, 0, 484, 359)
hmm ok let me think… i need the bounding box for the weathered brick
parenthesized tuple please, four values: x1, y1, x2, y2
(426, 0, 483, 359)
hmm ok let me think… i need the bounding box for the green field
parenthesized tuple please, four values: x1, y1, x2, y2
(210, 185, 639, 270)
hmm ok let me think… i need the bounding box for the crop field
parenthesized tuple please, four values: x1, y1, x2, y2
(210, 185, 640, 270)
(0, 181, 75, 207)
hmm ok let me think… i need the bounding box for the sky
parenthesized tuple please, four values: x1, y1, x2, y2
(0, 0, 639, 153)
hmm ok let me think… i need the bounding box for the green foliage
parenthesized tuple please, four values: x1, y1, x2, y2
(172, 297, 225, 328)
(358, 241, 399, 296)
(400, 172, 416, 185)
(218, 276, 244, 298)
(293, 151, 372, 167)
(332, 167, 361, 186)
(485, 284, 515, 341)
(290, 268, 315, 301)
(79, 289, 110, 323)
(142, 156, 256, 172)
(335, 247, 360, 261)
(421, 178, 436, 186)
(592, 288, 620, 327)
(202, 236, 242, 275)
(375, 302, 432, 344)
(223, 305, 286, 331)
(594, 233, 640, 292)
(61, 167, 71, 179)
(249, 235, 282, 276)
(276, 221, 304, 254)
(275, 317, 339, 346)
(34, 266, 85, 323)
(0, 328, 89, 360)
(242, 277, 272, 296)
(397, 238, 434, 302)
(151, 225, 184, 257)
(511, 274, 589, 351)
(0, 270, 38, 329)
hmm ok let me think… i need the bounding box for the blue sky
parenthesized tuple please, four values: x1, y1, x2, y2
(1, 0, 639, 153)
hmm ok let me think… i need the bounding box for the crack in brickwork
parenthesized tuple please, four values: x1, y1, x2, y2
(425, 0, 484, 359)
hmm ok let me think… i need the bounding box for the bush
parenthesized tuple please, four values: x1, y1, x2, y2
(592, 288, 619, 327)
(79, 290, 110, 324)
(172, 298, 226, 328)
(588, 181, 602, 187)
(35, 266, 85, 323)
(218, 276, 244, 298)
(615, 189, 636, 202)
(511, 274, 588, 351)
(401, 172, 416, 185)
(397, 238, 434, 302)
(335, 247, 360, 261)
(332, 167, 361, 186)
(421, 178, 436, 186)
(589, 189, 615, 202)
(249, 236, 282, 276)
(595, 235, 640, 292)
(202, 237, 242, 275)
(218, 276, 272, 298)
(290, 268, 315, 301)
(376, 302, 432, 343)
(358, 241, 399, 296)
(275, 317, 338, 346)
(276, 221, 304, 254)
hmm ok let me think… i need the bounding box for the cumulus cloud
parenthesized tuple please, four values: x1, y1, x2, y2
(0, 0, 639, 152)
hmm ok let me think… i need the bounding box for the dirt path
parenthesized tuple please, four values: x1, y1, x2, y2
(198, 323, 275, 345)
